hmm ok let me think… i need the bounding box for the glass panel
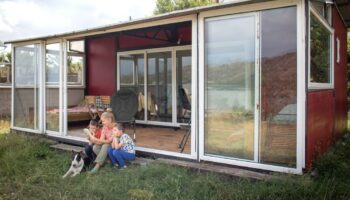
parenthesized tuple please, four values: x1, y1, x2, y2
(67, 55, 84, 86)
(68, 40, 84, 53)
(204, 15, 256, 160)
(176, 50, 191, 123)
(120, 56, 134, 85)
(119, 54, 145, 120)
(260, 7, 297, 167)
(310, 13, 331, 84)
(147, 52, 172, 122)
(66, 44, 87, 137)
(45, 43, 60, 132)
(14, 44, 40, 129)
(0, 52, 11, 85)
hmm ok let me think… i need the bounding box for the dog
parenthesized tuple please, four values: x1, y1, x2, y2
(62, 150, 86, 178)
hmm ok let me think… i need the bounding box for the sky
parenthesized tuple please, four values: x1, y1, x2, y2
(0, 0, 157, 51)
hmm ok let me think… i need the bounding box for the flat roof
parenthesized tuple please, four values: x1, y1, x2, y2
(4, 0, 263, 44)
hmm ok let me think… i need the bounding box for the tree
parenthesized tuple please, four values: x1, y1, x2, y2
(154, 0, 216, 15)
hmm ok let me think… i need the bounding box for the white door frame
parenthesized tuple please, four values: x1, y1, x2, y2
(198, 0, 306, 174)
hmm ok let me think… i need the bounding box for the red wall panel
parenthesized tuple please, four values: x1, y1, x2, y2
(332, 7, 348, 140)
(86, 36, 116, 96)
(307, 91, 334, 168)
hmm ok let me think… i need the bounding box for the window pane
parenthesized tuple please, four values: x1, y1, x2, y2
(176, 50, 191, 123)
(310, 13, 331, 84)
(147, 52, 172, 122)
(0, 52, 11, 85)
(120, 56, 134, 85)
(46, 43, 60, 132)
(67, 55, 84, 85)
(46, 43, 60, 84)
(260, 7, 297, 167)
(14, 44, 40, 129)
(68, 40, 84, 53)
(119, 54, 144, 120)
(204, 15, 256, 160)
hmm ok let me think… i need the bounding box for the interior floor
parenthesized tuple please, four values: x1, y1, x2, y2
(68, 124, 191, 154)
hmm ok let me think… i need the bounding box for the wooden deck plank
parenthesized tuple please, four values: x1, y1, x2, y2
(67, 125, 191, 154)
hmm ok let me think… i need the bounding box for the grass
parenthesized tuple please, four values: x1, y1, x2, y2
(1, 118, 350, 199)
(0, 116, 10, 135)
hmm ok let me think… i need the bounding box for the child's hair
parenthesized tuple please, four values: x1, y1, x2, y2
(114, 123, 124, 132)
(101, 111, 115, 123)
(89, 120, 98, 127)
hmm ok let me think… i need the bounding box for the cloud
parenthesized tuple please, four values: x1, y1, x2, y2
(0, 0, 156, 42)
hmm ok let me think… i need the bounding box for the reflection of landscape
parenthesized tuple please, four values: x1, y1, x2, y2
(260, 52, 297, 167)
(205, 112, 254, 160)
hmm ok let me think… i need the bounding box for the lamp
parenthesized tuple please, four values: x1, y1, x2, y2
(0, 40, 6, 51)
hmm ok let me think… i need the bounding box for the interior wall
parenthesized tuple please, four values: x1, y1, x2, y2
(86, 36, 117, 96)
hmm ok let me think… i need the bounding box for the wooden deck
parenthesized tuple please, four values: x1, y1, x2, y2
(68, 125, 191, 154)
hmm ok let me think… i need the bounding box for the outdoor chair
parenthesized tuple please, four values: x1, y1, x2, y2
(178, 87, 191, 153)
(110, 89, 138, 141)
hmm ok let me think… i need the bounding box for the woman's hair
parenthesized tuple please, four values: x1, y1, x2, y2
(89, 119, 98, 127)
(114, 123, 124, 132)
(101, 111, 115, 123)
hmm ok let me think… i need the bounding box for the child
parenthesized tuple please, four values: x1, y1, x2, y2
(84, 120, 102, 164)
(107, 123, 135, 169)
(89, 112, 115, 173)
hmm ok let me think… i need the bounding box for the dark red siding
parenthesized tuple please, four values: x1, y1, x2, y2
(118, 26, 191, 50)
(307, 91, 334, 168)
(306, 7, 348, 168)
(86, 36, 116, 96)
(332, 7, 348, 140)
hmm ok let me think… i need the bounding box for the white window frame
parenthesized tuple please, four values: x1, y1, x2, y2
(308, 5, 334, 89)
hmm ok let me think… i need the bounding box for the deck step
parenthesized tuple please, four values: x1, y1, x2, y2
(156, 158, 274, 181)
(50, 143, 85, 152)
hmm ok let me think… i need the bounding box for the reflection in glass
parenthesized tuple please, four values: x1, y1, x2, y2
(260, 7, 297, 167)
(310, 13, 331, 84)
(14, 44, 40, 129)
(45, 43, 60, 132)
(120, 56, 134, 85)
(204, 15, 256, 160)
(176, 50, 192, 123)
(119, 54, 144, 120)
(67, 56, 84, 86)
(147, 52, 172, 122)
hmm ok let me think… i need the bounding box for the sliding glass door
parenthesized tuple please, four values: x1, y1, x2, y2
(118, 47, 191, 126)
(202, 7, 297, 167)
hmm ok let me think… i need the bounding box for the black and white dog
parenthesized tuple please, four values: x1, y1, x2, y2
(62, 151, 89, 178)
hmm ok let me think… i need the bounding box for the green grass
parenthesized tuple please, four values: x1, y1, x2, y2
(0, 133, 350, 200)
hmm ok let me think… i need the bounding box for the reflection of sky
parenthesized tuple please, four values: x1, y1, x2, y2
(204, 7, 297, 66)
(205, 15, 255, 66)
(261, 7, 297, 58)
